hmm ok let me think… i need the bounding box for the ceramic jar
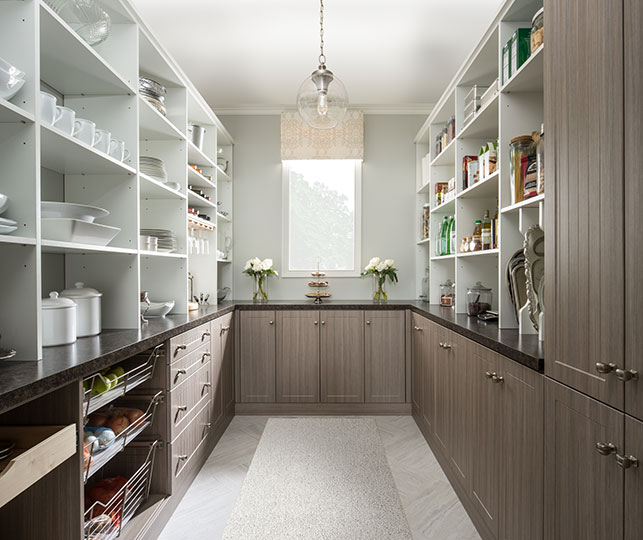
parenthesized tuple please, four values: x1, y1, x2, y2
(60, 282, 102, 337)
(42, 292, 77, 347)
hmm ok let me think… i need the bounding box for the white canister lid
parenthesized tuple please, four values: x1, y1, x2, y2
(60, 282, 102, 299)
(42, 291, 77, 310)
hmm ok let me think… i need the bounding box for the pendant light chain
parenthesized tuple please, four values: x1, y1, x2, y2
(318, 0, 326, 66)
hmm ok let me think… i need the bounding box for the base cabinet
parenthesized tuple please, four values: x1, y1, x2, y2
(239, 311, 276, 402)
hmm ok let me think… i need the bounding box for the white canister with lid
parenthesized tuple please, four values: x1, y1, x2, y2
(42, 292, 77, 347)
(60, 282, 102, 337)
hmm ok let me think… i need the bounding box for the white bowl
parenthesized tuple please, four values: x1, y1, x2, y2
(0, 76, 25, 101)
(140, 300, 175, 318)
(0, 57, 25, 80)
(41, 201, 109, 223)
(0, 194, 8, 215)
(0, 224, 17, 234)
(41, 218, 120, 246)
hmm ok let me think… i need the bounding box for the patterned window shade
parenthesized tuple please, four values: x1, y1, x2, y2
(280, 110, 364, 160)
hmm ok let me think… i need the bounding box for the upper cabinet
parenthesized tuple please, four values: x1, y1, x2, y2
(544, 0, 625, 410)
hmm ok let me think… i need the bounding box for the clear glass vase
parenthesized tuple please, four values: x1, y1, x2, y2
(372, 274, 388, 304)
(253, 274, 269, 303)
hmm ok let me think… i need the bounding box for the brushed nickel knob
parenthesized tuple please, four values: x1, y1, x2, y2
(595, 362, 617, 375)
(615, 369, 639, 382)
(596, 442, 617, 456)
(321, 321, 325, 325)
(366, 320, 371, 325)
(269, 320, 274, 325)
(314, 321, 319, 325)
(616, 453, 639, 469)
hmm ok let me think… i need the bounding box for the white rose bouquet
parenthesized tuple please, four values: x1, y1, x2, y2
(243, 257, 277, 302)
(361, 257, 398, 302)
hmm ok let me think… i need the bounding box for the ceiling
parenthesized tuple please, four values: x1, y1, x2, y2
(131, 0, 504, 113)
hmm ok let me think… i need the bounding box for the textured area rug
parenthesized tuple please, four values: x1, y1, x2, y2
(222, 418, 413, 540)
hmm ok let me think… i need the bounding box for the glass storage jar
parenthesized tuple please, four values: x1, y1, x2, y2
(531, 7, 544, 52)
(510, 135, 535, 204)
(466, 282, 493, 317)
(440, 280, 455, 307)
(536, 124, 545, 194)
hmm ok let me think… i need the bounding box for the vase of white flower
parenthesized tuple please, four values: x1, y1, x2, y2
(361, 257, 398, 304)
(243, 257, 277, 302)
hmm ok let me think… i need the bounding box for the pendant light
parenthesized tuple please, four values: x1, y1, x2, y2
(296, 0, 348, 130)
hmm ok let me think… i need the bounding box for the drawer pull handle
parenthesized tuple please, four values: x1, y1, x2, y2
(485, 371, 496, 379)
(202, 331, 211, 340)
(595, 362, 617, 375)
(174, 369, 187, 382)
(174, 344, 187, 356)
(442, 343, 452, 350)
(616, 453, 639, 469)
(203, 382, 212, 388)
(596, 442, 617, 456)
(177, 454, 188, 461)
(414, 326, 423, 331)
(202, 352, 211, 362)
(491, 374, 504, 384)
(615, 369, 639, 382)
(205, 422, 212, 428)
(177, 405, 187, 412)
(221, 325, 231, 335)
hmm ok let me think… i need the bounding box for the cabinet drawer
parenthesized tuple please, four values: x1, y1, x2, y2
(170, 342, 211, 390)
(171, 362, 211, 439)
(171, 401, 211, 479)
(169, 322, 211, 363)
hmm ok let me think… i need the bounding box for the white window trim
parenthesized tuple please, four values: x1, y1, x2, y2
(281, 160, 362, 278)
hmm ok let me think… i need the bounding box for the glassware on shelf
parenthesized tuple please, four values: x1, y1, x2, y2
(531, 7, 544, 52)
(466, 281, 492, 317)
(536, 124, 545, 195)
(510, 135, 535, 204)
(440, 279, 455, 307)
(45, 0, 112, 46)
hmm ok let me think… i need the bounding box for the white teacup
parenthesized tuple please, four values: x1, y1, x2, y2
(74, 118, 99, 146)
(40, 91, 61, 125)
(109, 139, 130, 162)
(53, 106, 76, 136)
(94, 128, 117, 155)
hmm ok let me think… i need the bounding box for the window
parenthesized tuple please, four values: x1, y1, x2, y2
(282, 159, 361, 277)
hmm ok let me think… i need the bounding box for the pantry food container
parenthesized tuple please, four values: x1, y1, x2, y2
(188, 124, 206, 151)
(42, 292, 77, 347)
(531, 7, 544, 52)
(510, 135, 535, 204)
(440, 280, 455, 307)
(466, 282, 492, 317)
(61, 282, 102, 337)
(510, 28, 531, 75)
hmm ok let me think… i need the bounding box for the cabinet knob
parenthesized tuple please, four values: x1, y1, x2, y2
(615, 369, 639, 382)
(269, 320, 274, 325)
(314, 321, 319, 325)
(596, 442, 617, 456)
(414, 326, 423, 331)
(595, 362, 617, 375)
(366, 320, 371, 325)
(321, 321, 325, 326)
(616, 453, 639, 469)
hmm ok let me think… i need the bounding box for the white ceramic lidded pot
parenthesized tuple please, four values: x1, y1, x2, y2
(60, 282, 102, 337)
(42, 292, 77, 347)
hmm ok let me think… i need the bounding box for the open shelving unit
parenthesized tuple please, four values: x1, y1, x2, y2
(415, 0, 543, 334)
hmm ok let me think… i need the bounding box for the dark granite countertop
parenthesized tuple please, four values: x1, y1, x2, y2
(0, 299, 543, 414)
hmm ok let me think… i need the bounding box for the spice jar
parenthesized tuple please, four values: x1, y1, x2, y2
(510, 135, 535, 204)
(466, 236, 474, 252)
(440, 279, 455, 307)
(460, 237, 469, 253)
(531, 7, 544, 52)
(466, 282, 492, 317)
(536, 124, 545, 194)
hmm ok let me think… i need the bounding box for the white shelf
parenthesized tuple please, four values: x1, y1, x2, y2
(217, 258, 232, 263)
(457, 171, 500, 200)
(41, 240, 137, 255)
(501, 193, 545, 214)
(0, 98, 34, 123)
(187, 141, 216, 168)
(139, 96, 186, 141)
(457, 248, 499, 258)
(430, 254, 457, 261)
(458, 94, 499, 140)
(188, 214, 215, 230)
(501, 45, 544, 94)
(41, 124, 136, 176)
(140, 250, 187, 259)
(0, 235, 37, 246)
(430, 138, 456, 167)
(417, 238, 430, 245)
(40, 3, 135, 95)
(216, 165, 232, 182)
(187, 166, 216, 189)
(417, 182, 431, 194)
(217, 212, 231, 222)
(187, 189, 217, 209)
(140, 173, 186, 200)
(431, 197, 456, 215)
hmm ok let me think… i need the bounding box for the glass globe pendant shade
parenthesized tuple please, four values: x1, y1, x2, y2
(297, 67, 348, 130)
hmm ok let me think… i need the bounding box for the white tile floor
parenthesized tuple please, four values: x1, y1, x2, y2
(158, 416, 480, 540)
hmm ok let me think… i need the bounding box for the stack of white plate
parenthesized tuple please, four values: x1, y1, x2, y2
(139, 77, 167, 116)
(140, 229, 177, 252)
(140, 156, 167, 181)
(0, 193, 17, 234)
(41, 202, 120, 246)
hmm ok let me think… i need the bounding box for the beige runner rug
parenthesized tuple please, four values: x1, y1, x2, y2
(222, 417, 413, 540)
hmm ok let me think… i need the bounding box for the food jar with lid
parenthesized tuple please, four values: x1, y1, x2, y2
(466, 282, 493, 317)
(536, 124, 545, 194)
(42, 292, 77, 347)
(61, 282, 102, 337)
(440, 279, 455, 307)
(531, 7, 544, 52)
(510, 135, 535, 204)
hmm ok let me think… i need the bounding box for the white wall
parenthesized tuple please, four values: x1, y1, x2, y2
(220, 114, 424, 301)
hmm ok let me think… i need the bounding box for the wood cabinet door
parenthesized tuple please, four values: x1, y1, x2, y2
(411, 313, 424, 415)
(449, 335, 473, 493)
(625, 415, 643, 540)
(210, 320, 223, 425)
(364, 310, 405, 403)
(433, 325, 451, 455)
(276, 310, 320, 402)
(239, 310, 276, 403)
(544, 379, 624, 540)
(625, 0, 643, 421)
(219, 313, 234, 411)
(421, 320, 436, 430)
(320, 310, 364, 403)
(471, 342, 502, 538)
(544, 0, 624, 409)
(500, 356, 544, 540)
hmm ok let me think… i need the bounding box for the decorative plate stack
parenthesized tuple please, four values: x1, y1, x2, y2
(140, 229, 177, 253)
(139, 77, 167, 116)
(306, 270, 331, 304)
(139, 156, 167, 181)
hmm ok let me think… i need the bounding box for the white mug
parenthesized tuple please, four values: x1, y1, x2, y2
(53, 106, 76, 136)
(109, 139, 130, 162)
(94, 128, 117, 154)
(40, 91, 61, 125)
(74, 118, 99, 146)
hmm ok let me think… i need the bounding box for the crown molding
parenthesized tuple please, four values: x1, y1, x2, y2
(214, 103, 435, 116)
